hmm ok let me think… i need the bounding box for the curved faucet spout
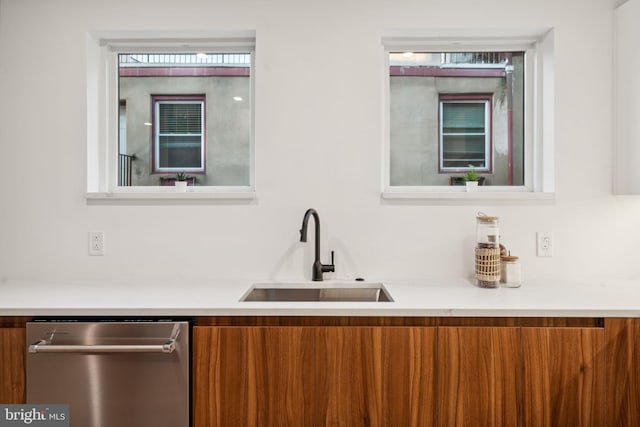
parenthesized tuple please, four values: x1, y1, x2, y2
(299, 208, 335, 281)
(299, 208, 319, 244)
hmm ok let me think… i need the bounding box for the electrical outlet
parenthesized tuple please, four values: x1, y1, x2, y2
(89, 231, 105, 256)
(536, 232, 553, 257)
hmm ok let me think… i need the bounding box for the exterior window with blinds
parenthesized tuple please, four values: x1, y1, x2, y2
(439, 95, 491, 172)
(153, 95, 205, 173)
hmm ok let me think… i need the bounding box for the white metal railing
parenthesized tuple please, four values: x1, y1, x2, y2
(119, 53, 251, 67)
(389, 51, 510, 68)
(441, 52, 505, 65)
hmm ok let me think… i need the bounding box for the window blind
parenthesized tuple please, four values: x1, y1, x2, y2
(159, 102, 202, 134)
(442, 102, 485, 132)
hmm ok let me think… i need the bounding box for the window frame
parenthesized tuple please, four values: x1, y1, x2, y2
(381, 29, 555, 203)
(438, 94, 492, 173)
(152, 95, 206, 174)
(86, 30, 256, 201)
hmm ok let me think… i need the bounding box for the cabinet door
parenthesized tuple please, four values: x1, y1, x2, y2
(315, 327, 436, 427)
(193, 326, 315, 427)
(0, 327, 26, 403)
(438, 327, 520, 427)
(605, 318, 640, 426)
(521, 327, 605, 427)
(381, 327, 437, 426)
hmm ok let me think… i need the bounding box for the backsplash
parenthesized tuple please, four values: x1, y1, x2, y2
(1, 0, 639, 284)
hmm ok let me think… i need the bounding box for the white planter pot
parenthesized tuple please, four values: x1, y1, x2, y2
(465, 181, 478, 192)
(175, 181, 188, 192)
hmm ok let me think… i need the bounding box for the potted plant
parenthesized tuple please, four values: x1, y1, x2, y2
(464, 166, 479, 192)
(174, 172, 188, 192)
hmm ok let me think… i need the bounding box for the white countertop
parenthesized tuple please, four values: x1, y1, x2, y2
(1, 277, 640, 317)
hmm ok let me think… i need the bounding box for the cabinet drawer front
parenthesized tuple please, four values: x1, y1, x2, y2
(193, 326, 315, 427)
(438, 327, 520, 427)
(522, 328, 605, 427)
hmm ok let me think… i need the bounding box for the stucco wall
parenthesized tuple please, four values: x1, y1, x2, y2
(390, 54, 525, 187)
(390, 76, 512, 186)
(119, 76, 251, 186)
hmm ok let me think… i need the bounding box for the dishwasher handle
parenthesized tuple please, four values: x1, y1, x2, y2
(28, 322, 183, 354)
(28, 339, 177, 354)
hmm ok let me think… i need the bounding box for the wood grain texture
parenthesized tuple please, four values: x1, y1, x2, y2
(438, 318, 602, 328)
(315, 327, 437, 427)
(0, 327, 26, 403)
(0, 317, 31, 327)
(315, 327, 383, 427)
(522, 327, 605, 427)
(381, 327, 437, 427)
(605, 318, 640, 426)
(194, 317, 440, 327)
(194, 317, 600, 328)
(437, 327, 521, 427)
(193, 326, 315, 427)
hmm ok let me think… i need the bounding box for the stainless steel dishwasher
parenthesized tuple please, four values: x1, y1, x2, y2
(26, 319, 190, 427)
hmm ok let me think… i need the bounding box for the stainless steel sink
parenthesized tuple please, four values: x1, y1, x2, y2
(240, 282, 393, 302)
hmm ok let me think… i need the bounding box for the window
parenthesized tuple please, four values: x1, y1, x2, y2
(86, 30, 256, 198)
(382, 29, 555, 200)
(152, 96, 205, 173)
(117, 51, 251, 187)
(439, 95, 491, 171)
(388, 50, 522, 187)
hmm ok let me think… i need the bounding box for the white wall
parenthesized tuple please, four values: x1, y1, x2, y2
(1, 0, 639, 285)
(614, 0, 640, 194)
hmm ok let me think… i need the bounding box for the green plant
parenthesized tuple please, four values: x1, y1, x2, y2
(465, 166, 478, 182)
(176, 172, 187, 181)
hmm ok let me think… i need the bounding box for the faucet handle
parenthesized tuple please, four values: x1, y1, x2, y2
(322, 250, 336, 274)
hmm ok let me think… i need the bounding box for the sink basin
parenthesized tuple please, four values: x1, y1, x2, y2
(240, 282, 393, 302)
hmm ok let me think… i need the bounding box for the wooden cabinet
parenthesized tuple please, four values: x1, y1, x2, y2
(194, 325, 437, 427)
(605, 318, 640, 426)
(193, 326, 315, 427)
(193, 320, 608, 427)
(316, 327, 436, 427)
(522, 327, 605, 427)
(437, 327, 521, 427)
(434, 325, 606, 427)
(436, 325, 605, 427)
(0, 326, 26, 403)
(316, 327, 383, 427)
(379, 327, 436, 426)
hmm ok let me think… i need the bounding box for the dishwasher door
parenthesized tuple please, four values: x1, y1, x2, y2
(26, 320, 190, 427)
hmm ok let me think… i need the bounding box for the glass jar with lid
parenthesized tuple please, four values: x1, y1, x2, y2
(476, 215, 499, 249)
(500, 254, 522, 288)
(475, 214, 501, 288)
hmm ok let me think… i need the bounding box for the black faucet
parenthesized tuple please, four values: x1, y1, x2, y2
(299, 208, 335, 281)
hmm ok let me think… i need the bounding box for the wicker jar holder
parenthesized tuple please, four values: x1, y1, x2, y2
(475, 247, 501, 283)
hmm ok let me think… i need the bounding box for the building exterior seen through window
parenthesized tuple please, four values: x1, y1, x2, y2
(389, 51, 525, 187)
(117, 52, 251, 187)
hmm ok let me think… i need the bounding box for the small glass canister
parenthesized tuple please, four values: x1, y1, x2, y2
(500, 254, 522, 288)
(475, 214, 501, 288)
(476, 215, 499, 249)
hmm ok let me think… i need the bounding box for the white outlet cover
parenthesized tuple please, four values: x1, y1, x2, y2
(536, 232, 553, 257)
(89, 231, 105, 256)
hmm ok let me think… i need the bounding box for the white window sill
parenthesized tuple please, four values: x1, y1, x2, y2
(382, 188, 555, 205)
(86, 187, 256, 204)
